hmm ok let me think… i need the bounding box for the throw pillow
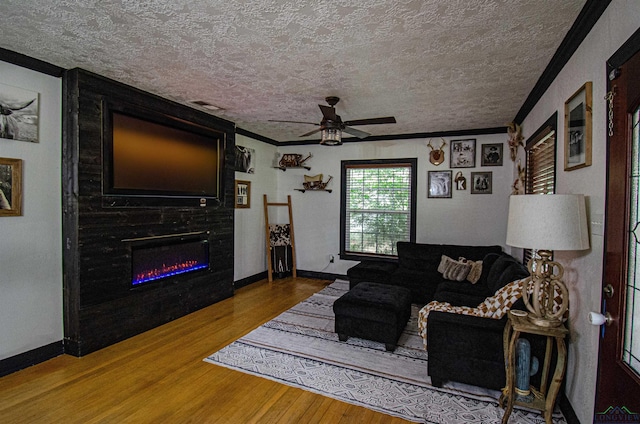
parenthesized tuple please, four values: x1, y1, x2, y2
(465, 259, 483, 284)
(437, 255, 472, 281)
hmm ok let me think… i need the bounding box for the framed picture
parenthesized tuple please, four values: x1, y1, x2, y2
(564, 82, 592, 171)
(0, 83, 39, 143)
(235, 180, 251, 208)
(471, 171, 492, 194)
(450, 139, 476, 168)
(234, 145, 255, 174)
(0, 157, 23, 216)
(428, 170, 452, 198)
(481, 143, 503, 166)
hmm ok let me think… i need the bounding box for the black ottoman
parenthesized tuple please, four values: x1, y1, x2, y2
(333, 282, 412, 351)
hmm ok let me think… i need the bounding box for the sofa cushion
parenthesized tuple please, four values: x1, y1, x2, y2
(486, 254, 529, 293)
(396, 242, 442, 271)
(475, 253, 502, 286)
(391, 268, 440, 305)
(347, 261, 398, 288)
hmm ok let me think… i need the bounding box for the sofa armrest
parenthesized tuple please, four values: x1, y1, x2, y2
(427, 311, 508, 390)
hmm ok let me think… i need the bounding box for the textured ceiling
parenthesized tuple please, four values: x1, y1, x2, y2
(0, 0, 586, 142)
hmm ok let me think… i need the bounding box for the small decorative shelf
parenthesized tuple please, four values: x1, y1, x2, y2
(295, 188, 332, 193)
(273, 165, 311, 171)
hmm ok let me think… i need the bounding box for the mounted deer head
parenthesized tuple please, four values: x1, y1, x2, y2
(427, 138, 446, 166)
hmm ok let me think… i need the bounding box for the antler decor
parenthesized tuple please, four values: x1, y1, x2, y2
(427, 138, 447, 166)
(507, 122, 524, 162)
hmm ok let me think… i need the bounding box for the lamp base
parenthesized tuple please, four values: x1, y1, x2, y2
(522, 250, 569, 327)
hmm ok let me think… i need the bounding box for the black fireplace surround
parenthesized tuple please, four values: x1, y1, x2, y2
(62, 69, 236, 356)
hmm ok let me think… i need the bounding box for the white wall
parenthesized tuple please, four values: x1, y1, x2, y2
(233, 134, 279, 282)
(275, 134, 512, 276)
(0, 61, 62, 360)
(519, 2, 640, 422)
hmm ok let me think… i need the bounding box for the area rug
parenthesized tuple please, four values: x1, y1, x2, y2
(204, 279, 566, 423)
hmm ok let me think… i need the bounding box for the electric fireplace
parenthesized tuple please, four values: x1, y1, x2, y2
(131, 236, 210, 287)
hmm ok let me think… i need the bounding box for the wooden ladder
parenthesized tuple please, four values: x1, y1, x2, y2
(263, 194, 297, 282)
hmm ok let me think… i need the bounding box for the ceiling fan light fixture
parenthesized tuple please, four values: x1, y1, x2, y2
(320, 128, 342, 146)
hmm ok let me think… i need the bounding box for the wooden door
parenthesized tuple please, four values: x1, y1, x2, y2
(595, 42, 640, 421)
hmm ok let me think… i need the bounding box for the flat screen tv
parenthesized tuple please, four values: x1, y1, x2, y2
(103, 101, 225, 206)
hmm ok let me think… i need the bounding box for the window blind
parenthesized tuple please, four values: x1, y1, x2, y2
(524, 128, 556, 264)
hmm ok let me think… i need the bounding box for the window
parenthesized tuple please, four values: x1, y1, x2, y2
(523, 114, 557, 264)
(340, 159, 417, 260)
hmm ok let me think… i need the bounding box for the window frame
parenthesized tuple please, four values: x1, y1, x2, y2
(340, 158, 417, 262)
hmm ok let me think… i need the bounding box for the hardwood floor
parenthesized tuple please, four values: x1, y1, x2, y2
(0, 277, 410, 423)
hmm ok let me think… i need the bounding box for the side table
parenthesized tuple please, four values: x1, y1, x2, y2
(499, 310, 568, 424)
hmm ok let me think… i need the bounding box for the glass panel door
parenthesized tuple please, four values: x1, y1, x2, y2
(625, 107, 640, 376)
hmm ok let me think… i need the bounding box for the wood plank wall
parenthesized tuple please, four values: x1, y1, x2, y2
(62, 69, 236, 357)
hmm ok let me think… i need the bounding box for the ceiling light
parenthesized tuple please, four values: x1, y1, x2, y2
(320, 128, 342, 146)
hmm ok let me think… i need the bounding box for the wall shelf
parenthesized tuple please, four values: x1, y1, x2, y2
(274, 166, 311, 171)
(294, 189, 332, 193)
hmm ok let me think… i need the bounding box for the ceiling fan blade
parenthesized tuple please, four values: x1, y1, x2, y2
(343, 126, 371, 139)
(299, 127, 324, 137)
(268, 119, 319, 125)
(343, 116, 396, 126)
(319, 104, 338, 121)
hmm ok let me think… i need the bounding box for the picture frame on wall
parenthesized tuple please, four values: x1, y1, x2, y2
(234, 145, 255, 174)
(235, 180, 251, 208)
(450, 139, 476, 168)
(564, 81, 592, 171)
(0, 157, 23, 216)
(0, 83, 39, 143)
(470, 171, 492, 194)
(428, 170, 452, 198)
(481, 143, 503, 166)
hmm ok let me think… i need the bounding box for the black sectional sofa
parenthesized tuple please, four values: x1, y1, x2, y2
(346, 241, 547, 391)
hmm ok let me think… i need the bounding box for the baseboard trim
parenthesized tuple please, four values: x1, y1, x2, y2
(297, 270, 347, 281)
(0, 341, 64, 378)
(234, 271, 268, 290)
(558, 392, 580, 424)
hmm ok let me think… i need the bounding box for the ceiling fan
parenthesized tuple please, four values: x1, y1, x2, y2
(269, 96, 396, 146)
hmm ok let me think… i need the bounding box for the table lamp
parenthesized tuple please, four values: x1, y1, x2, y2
(506, 194, 590, 327)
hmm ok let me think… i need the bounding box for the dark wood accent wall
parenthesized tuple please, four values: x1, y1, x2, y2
(62, 69, 236, 356)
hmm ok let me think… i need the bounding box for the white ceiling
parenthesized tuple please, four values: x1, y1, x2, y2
(0, 0, 586, 142)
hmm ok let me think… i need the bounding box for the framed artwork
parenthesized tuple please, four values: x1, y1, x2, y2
(564, 82, 592, 171)
(0, 83, 39, 143)
(481, 143, 503, 166)
(234, 145, 255, 173)
(0, 157, 23, 216)
(454, 171, 467, 190)
(428, 170, 452, 198)
(450, 139, 476, 168)
(471, 171, 492, 194)
(234, 180, 251, 208)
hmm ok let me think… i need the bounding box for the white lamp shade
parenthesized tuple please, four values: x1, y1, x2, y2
(506, 194, 590, 251)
